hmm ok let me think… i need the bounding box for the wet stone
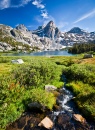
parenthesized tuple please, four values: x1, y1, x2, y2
(17, 116, 27, 129)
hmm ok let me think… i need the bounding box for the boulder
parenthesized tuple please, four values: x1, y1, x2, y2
(45, 85, 57, 92)
(38, 117, 53, 129)
(28, 102, 42, 110)
(11, 59, 24, 64)
(73, 114, 86, 123)
(83, 54, 93, 59)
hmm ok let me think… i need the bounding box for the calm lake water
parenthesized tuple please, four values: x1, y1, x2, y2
(5, 50, 74, 56)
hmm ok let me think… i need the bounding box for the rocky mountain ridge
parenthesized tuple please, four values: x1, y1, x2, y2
(67, 27, 87, 34)
(0, 24, 54, 51)
(33, 21, 95, 46)
(0, 21, 95, 52)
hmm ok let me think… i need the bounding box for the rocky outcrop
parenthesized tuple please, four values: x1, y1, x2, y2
(0, 42, 12, 51)
(0, 24, 12, 36)
(10, 29, 21, 38)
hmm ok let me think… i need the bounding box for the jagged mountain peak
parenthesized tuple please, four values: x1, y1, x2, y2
(68, 27, 87, 34)
(16, 24, 28, 32)
(46, 20, 56, 27)
(33, 20, 61, 39)
(48, 20, 54, 23)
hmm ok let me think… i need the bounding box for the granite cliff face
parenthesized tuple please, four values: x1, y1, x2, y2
(33, 21, 61, 40)
(43, 21, 61, 39)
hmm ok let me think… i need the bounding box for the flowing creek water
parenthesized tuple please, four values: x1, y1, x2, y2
(6, 76, 95, 130)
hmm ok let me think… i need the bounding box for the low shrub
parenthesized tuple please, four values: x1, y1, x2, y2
(66, 81, 95, 121)
(63, 64, 95, 85)
(12, 59, 63, 88)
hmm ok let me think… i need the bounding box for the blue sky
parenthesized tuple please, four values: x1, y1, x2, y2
(0, 0, 95, 32)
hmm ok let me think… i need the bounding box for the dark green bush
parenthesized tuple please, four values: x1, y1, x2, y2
(63, 64, 95, 85)
(12, 59, 63, 88)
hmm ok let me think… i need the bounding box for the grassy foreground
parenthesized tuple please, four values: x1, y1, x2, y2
(0, 56, 64, 129)
(0, 55, 95, 129)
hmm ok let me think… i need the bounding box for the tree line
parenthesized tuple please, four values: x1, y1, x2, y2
(68, 43, 95, 54)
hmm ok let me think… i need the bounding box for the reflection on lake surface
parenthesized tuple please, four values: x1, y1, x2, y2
(4, 50, 74, 56)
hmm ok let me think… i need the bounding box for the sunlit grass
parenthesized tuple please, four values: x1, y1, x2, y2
(0, 54, 95, 124)
(80, 57, 95, 64)
(0, 63, 13, 75)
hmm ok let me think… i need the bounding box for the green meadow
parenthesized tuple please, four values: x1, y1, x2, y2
(0, 55, 95, 129)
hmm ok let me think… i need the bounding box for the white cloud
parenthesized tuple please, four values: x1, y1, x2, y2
(0, 0, 32, 10)
(41, 10, 48, 19)
(74, 9, 95, 24)
(32, 0, 50, 20)
(11, 0, 32, 8)
(0, 0, 10, 9)
(21, 0, 32, 5)
(32, 0, 45, 9)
